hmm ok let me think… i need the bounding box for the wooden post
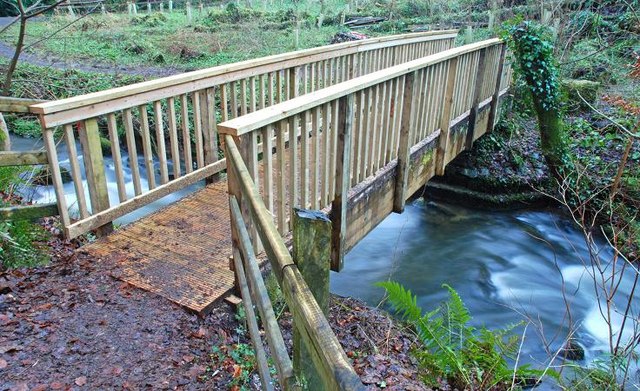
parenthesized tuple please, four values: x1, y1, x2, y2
(66, 1, 75, 17)
(292, 208, 332, 391)
(147, 1, 151, 14)
(42, 129, 70, 229)
(464, 25, 473, 44)
(101, 4, 106, 14)
(393, 73, 415, 213)
(465, 48, 487, 150)
(186, 1, 192, 22)
(160, 2, 164, 12)
(132, 2, 137, 14)
(486, 43, 507, 133)
(294, 20, 301, 50)
(0, 113, 10, 151)
(78, 118, 113, 236)
(168, 0, 173, 12)
(435, 57, 458, 175)
(330, 94, 354, 272)
(198, 2, 203, 14)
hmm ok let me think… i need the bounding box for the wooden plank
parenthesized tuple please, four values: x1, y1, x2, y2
(192, 92, 205, 168)
(63, 125, 89, 218)
(292, 208, 332, 391)
(0, 97, 46, 113)
(321, 102, 331, 207)
(435, 57, 459, 175)
(465, 47, 487, 150)
(180, 94, 193, 174)
(486, 43, 507, 133)
(230, 197, 294, 388)
(0, 203, 58, 221)
(393, 73, 414, 213)
(153, 100, 169, 184)
(78, 118, 112, 236)
(202, 87, 218, 166)
(301, 110, 310, 208)
(123, 109, 142, 196)
(231, 247, 275, 391)
(106, 113, 127, 203)
(311, 106, 321, 209)
(276, 120, 287, 235)
(0, 151, 47, 166)
(289, 115, 299, 219)
(138, 105, 156, 190)
(330, 94, 354, 272)
(167, 96, 181, 179)
(262, 125, 274, 214)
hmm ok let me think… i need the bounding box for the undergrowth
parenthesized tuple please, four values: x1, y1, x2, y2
(378, 281, 551, 390)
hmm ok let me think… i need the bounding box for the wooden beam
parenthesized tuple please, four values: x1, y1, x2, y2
(0, 151, 48, 166)
(435, 57, 459, 175)
(486, 43, 507, 133)
(78, 118, 112, 237)
(0, 97, 46, 113)
(0, 203, 58, 221)
(393, 73, 415, 213)
(465, 47, 488, 150)
(292, 208, 332, 391)
(330, 94, 354, 272)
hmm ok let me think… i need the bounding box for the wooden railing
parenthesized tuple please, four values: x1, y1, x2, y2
(30, 30, 457, 238)
(218, 38, 511, 390)
(218, 38, 512, 271)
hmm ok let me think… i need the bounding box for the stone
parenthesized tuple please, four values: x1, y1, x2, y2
(560, 339, 585, 361)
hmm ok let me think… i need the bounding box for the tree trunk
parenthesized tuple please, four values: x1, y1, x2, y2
(2, 16, 26, 96)
(531, 98, 565, 179)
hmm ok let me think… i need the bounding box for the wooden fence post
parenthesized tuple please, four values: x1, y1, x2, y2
(0, 113, 10, 151)
(465, 47, 487, 150)
(42, 129, 70, 229)
(186, 2, 192, 22)
(160, 2, 164, 12)
(132, 2, 137, 15)
(393, 72, 415, 213)
(78, 118, 113, 237)
(330, 94, 354, 272)
(168, 0, 173, 12)
(147, 1, 151, 14)
(293, 208, 332, 391)
(435, 57, 458, 175)
(486, 43, 507, 133)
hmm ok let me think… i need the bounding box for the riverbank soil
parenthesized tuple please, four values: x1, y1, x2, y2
(0, 241, 426, 390)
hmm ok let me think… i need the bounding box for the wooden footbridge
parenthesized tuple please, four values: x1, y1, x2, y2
(29, 31, 511, 390)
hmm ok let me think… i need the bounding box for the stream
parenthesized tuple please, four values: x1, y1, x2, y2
(331, 200, 640, 388)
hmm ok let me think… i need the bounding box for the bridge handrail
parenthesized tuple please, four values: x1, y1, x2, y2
(218, 38, 511, 269)
(31, 30, 457, 127)
(33, 30, 457, 239)
(225, 134, 365, 391)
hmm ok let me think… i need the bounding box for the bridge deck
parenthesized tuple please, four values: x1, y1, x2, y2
(80, 180, 235, 315)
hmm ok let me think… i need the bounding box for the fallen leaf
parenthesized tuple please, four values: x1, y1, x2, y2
(0, 358, 7, 369)
(50, 382, 65, 390)
(75, 376, 87, 386)
(232, 364, 242, 378)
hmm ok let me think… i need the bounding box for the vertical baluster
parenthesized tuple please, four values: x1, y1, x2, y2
(268, 72, 275, 106)
(310, 63, 316, 92)
(123, 109, 142, 195)
(394, 73, 414, 214)
(191, 92, 205, 168)
(381, 80, 392, 165)
(138, 104, 156, 189)
(262, 125, 274, 213)
(203, 87, 219, 167)
(153, 100, 169, 184)
(436, 58, 459, 175)
(391, 76, 404, 158)
(487, 44, 507, 133)
(375, 82, 387, 171)
(167, 97, 181, 179)
(180, 94, 193, 174)
(289, 114, 299, 219)
(230, 80, 239, 118)
(359, 88, 369, 182)
(276, 119, 287, 234)
(330, 100, 339, 199)
(249, 76, 257, 113)
(366, 86, 377, 177)
(240, 78, 248, 116)
(276, 71, 284, 103)
(43, 129, 70, 228)
(259, 74, 266, 110)
(106, 113, 127, 202)
(311, 106, 321, 209)
(63, 124, 89, 218)
(301, 110, 310, 208)
(321, 102, 331, 207)
(220, 83, 229, 122)
(414, 68, 426, 143)
(351, 90, 362, 186)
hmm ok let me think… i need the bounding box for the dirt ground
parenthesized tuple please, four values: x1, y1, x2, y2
(0, 232, 428, 391)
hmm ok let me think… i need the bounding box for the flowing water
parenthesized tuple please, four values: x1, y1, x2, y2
(10, 135, 203, 225)
(331, 200, 640, 388)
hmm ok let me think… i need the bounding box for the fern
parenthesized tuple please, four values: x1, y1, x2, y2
(377, 281, 552, 389)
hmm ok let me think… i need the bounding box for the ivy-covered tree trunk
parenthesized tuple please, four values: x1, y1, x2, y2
(508, 22, 566, 178)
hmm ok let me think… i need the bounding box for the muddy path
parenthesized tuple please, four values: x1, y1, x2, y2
(0, 17, 182, 79)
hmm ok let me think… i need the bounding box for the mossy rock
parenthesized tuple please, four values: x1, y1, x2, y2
(31, 165, 72, 186)
(562, 79, 601, 110)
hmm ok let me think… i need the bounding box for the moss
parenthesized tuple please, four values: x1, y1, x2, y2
(100, 136, 112, 156)
(562, 79, 601, 110)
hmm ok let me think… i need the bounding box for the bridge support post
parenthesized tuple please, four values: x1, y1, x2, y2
(435, 57, 459, 175)
(78, 118, 113, 237)
(393, 72, 416, 213)
(330, 94, 354, 272)
(465, 47, 488, 151)
(292, 208, 332, 391)
(486, 43, 507, 133)
(199, 87, 219, 183)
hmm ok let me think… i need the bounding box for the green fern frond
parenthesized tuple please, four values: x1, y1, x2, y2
(376, 281, 422, 322)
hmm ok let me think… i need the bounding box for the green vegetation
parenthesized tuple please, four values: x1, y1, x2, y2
(378, 281, 549, 389)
